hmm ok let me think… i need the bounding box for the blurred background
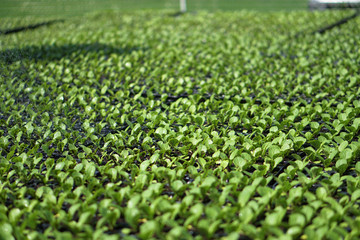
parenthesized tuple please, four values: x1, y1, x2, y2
(0, 0, 307, 18)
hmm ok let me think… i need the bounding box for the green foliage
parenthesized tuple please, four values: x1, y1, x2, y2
(0, 9, 360, 240)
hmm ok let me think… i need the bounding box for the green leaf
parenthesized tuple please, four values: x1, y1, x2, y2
(190, 203, 203, 218)
(234, 157, 247, 170)
(81, 145, 92, 155)
(0, 136, 9, 149)
(53, 131, 62, 140)
(85, 105, 92, 114)
(0, 222, 14, 240)
(287, 226, 302, 236)
(301, 117, 310, 127)
(338, 141, 348, 152)
(289, 213, 306, 227)
(265, 207, 286, 226)
(229, 116, 239, 127)
(157, 141, 170, 153)
(137, 115, 145, 124)
(352, 118, 360, 130)
(9, 208, 21, 224)
(25, 122, 34, 136)
(131, 123, 141, 135)
(155, 127, 167, 136)
(303, 147, 316, 156)
(268, 145, 280, 159)
(189, 138, 202, 146)
(125, 206, 140, 228)
(168, 226, 188, 239)
(142, 136, 152, 145)
(140, 160, 150, 172)
(106, 168, 118, 182)
(339, 148, 352, 160)
(189, 105, 196, 114)
(197, 144, 207, 155)
(101, 85, 108, 95)
(335, 159, 348, 174)
(269, 126, 278, 133)
(294, 137, 306, 150)
(351, 189, 360, 202)
(150, 152, 160, 163)
(281, 141, 291, 152)
(201, 176, 216, 189)
(195, 116, 205, 126)
(78, 211, 93, 226)
(139, 220, 158, 239)
(168, 138, 179, 147)
(287, 187, 303, 204)
(171, 180, 184, 192)
(239, 207, 254, 224)
(238, 185, 255, 207)
(355, 162, 360, 174)
(271, 157, 282, 169)
(316, 187, 327, 200)
(229, 149, 239, 160)
(85, 163, 96, 178)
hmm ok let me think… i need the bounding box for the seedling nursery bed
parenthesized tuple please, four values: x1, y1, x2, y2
(0, 10, 360, 240)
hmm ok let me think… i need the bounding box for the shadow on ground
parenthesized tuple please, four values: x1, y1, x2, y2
(0, 43, 142, 64)
(0, 20, 64, 35)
